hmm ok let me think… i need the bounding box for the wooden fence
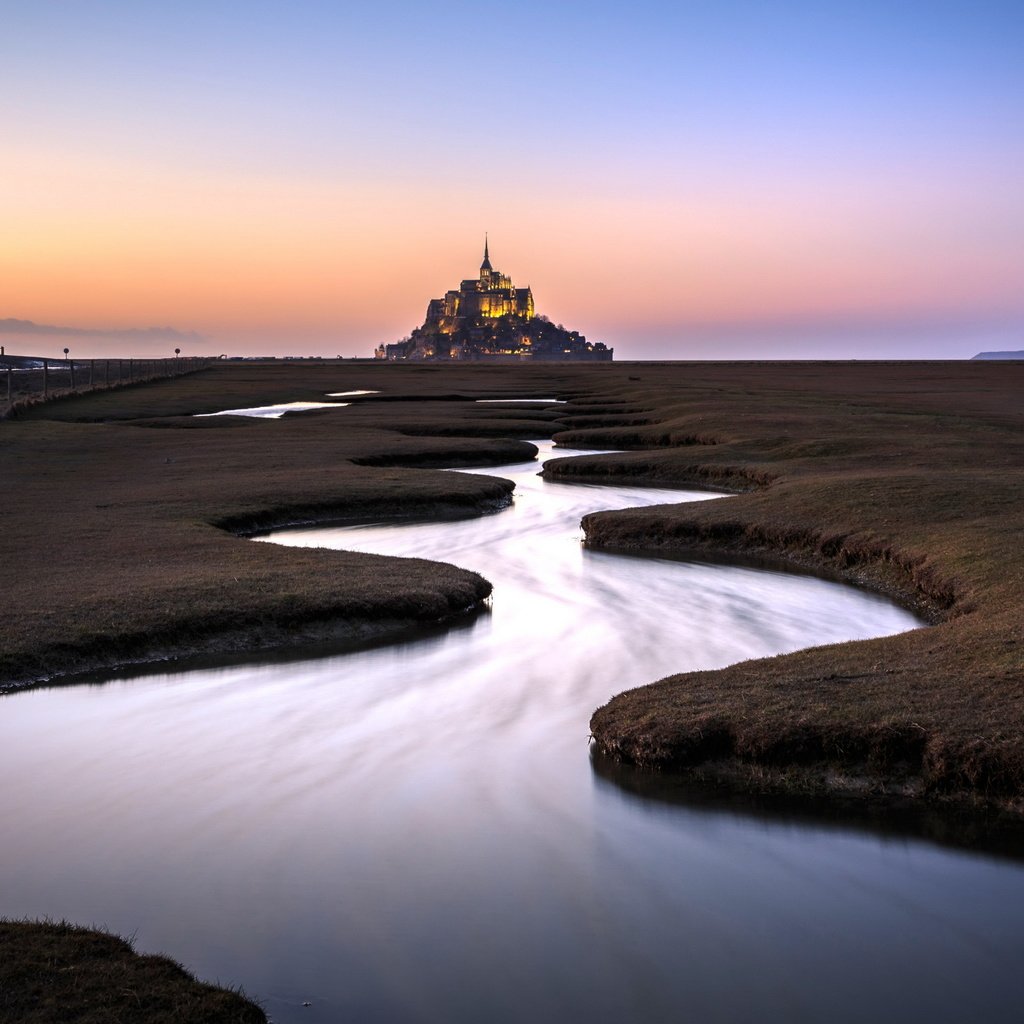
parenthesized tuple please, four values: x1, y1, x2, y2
(1, 354, 214, 418)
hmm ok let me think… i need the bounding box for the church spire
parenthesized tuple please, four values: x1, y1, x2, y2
(480, 234, 493, 275)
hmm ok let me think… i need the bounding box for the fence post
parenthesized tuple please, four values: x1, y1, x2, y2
(69, 359, 76, 390)
(43, 359, 48, 396)
(89, 360, 95, 388)
(129, 359, 134, 381)
(6, 365, 11, 404)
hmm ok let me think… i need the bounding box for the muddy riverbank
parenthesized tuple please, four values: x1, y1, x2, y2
(3, 360, 1023, 807)
(1, 393, 542, 689)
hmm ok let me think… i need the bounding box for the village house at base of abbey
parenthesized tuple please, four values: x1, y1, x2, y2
(376, 241, 613, 362)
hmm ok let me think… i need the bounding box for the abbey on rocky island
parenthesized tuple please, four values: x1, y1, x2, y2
(376, 239, 612, 362)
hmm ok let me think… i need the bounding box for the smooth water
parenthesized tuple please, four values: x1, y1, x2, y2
(196, 399, 350, 418)
(2, 443, 1022, 1023)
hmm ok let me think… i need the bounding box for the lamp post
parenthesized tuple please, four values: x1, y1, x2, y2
(64, 347, 75, 389)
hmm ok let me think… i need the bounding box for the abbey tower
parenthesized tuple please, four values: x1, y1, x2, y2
(378, 239, 611, 362)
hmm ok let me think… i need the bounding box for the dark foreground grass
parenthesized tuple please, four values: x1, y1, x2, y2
(0, 920, 265, 1024)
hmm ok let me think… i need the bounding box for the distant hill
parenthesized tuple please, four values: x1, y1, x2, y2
(0, 318, 203, 342)
(972, 350, 1024, 360)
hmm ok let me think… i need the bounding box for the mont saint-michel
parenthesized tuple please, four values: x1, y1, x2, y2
(376, 240, 613, 362)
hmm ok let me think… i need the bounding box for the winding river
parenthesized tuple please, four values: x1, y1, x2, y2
(2, 442, 1023, 1023)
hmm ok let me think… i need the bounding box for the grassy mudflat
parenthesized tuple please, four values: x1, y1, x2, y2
(537, 360, 1024, 811)
(0, 920, 266, 1023)
(1, 366, 577, 688)
(2, 358, 1022, 1012)
(3, 358, 1022, 809)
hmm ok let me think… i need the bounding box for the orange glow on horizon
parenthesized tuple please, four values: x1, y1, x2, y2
(3, 145, 1021, 353)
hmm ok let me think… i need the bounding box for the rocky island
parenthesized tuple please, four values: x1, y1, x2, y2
(376, 239, 612, 362)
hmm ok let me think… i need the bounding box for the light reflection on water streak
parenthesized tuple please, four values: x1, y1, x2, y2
(1, 443, 1022, 1023)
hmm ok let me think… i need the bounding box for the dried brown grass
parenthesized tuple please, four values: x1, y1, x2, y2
(5, 358, 1023, 806)
(0, 919, 265, 1023)
(539, 361, 1024, 809)
(1, 364, 574, 688)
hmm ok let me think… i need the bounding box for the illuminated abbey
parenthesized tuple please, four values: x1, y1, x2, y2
(377, 239, 612, 362)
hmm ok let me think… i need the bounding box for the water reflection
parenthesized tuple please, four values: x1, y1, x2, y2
(196, 400, 350, 418)
(1, 443, 1021, 1023)
(591, 749, 1024, 863)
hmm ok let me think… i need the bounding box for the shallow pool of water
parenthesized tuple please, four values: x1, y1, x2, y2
(2, 443, 1021, 1023)
(196, 399, 349, 418)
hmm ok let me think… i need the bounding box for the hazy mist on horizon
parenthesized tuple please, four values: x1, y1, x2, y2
(3, 1, 1022, 361)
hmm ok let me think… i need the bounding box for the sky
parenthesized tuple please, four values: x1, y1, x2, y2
(2, 0, 1022, 359)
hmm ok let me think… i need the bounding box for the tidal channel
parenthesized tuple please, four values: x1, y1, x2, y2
(2, 443, 1022, 1023)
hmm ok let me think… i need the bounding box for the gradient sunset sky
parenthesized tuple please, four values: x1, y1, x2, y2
(3, 0, 1022, 359)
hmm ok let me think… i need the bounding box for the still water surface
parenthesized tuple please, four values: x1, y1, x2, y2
(2, 444, 1023, 1022)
